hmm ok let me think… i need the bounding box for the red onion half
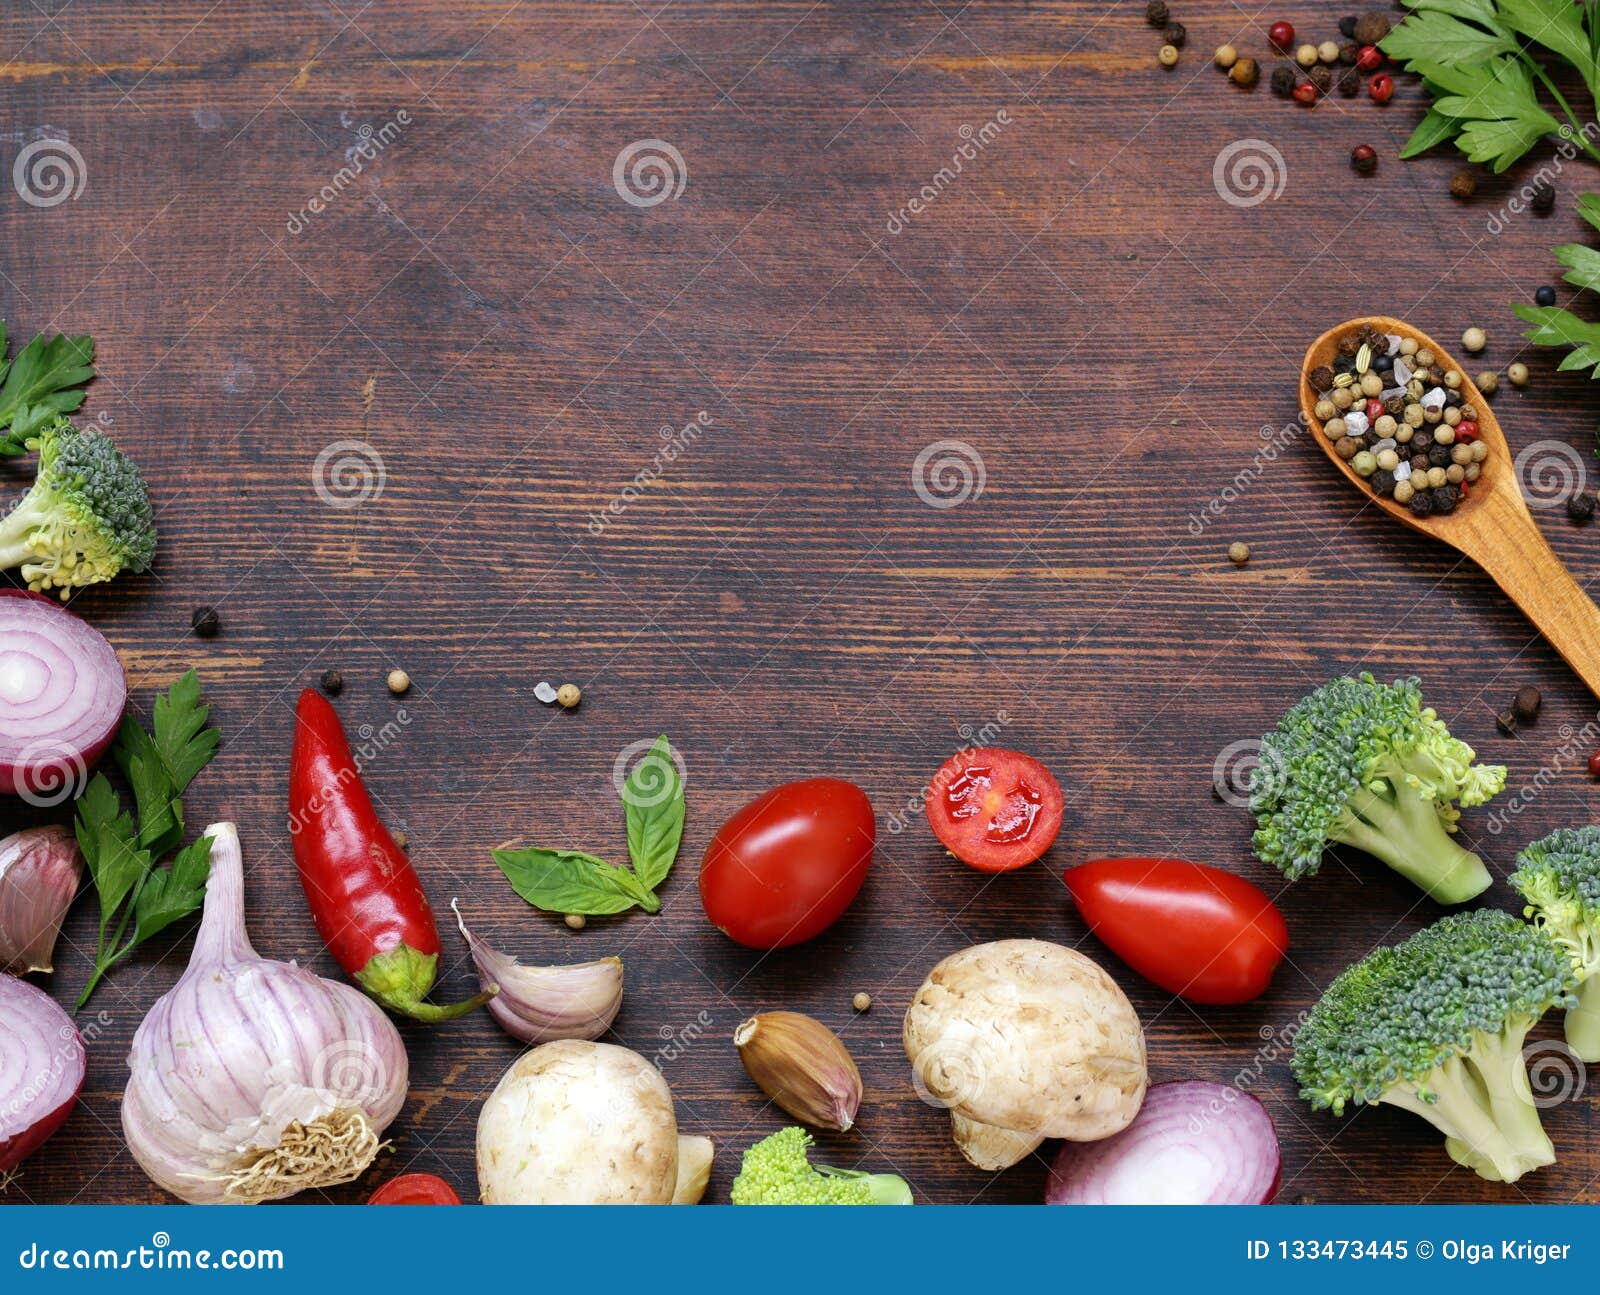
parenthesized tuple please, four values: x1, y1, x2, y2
(1046, 1080, 1280, 1205)
(0, 974, 85, 1173)
(0, 590, 125, 804)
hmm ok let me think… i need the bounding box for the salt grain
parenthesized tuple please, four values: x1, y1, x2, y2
(534, 681, 558, 704)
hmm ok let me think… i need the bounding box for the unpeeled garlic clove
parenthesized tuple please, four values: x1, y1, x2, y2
(672, 1135, 714, 1204)
(0, 826, 81, 975)
(735, 1010, 862, 1132)
(452, 900, 622, 1044)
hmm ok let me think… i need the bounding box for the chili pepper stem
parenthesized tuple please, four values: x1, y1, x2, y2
(355, 943, 499, 1022)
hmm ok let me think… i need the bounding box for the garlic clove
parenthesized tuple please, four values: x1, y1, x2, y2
(0, 826, 81, 975)
(451, 900, 622, 1044)
(734, 1010, 862, 1132)
(672, 1134, 714, 1204)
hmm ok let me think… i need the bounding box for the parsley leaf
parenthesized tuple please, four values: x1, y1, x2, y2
(1514, 303, 1600, 378)
(132, 835, 213, 945)
(1412, 57, 1561, 172)
(0, 328, 95, 456)
(1382, 11, 1516, 65)
(1496, 0, 1600, 101)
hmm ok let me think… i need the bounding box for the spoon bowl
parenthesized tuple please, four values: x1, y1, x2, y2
(1301, 316, 1600, 702)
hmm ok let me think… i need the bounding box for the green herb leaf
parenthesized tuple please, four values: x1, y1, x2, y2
(1496, 0, 1600, 101)
(152, 670, 220, 795)
(0, 331, 95, 455)
(1400, 108, 1461, 159)
(75, 774, 150, 924)
(623, 736, 685, 893)
(1514, 303, 1600, 378)
(1578, 193, 1600, 236)
(1555, 241, 1600, 293)
(113, 717, 180, 854)
(1381, 11, 1516, 64)
(1408, 57, 1559, 171)
(1398, 0, 1506, 27)
(132, 834, 212, 945)
(494, 847, 658, 915)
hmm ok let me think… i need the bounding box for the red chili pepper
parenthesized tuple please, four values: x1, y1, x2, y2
(289, 689, 492, 1022)
(368, 1173, 462, 1205)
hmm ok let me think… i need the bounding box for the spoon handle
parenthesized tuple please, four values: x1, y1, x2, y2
(1472, 501, 1600, 704)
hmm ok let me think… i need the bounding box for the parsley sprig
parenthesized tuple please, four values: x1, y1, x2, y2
(1386, 0, 1600, 172)
(0, 320, 95, 455)
(74, 670, 220, 1008)
(1514, 194, 1600, 375)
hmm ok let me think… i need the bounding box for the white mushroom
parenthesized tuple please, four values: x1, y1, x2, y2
(903, 939, 1148, 1169)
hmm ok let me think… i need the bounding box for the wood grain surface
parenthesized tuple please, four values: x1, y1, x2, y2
(6, 0, 1600, 1206)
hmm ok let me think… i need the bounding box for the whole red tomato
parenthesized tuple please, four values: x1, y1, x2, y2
(1063, 858, 1287, 1004)
(700, 778, 874, 948)
(367, 1173, 462, 1204)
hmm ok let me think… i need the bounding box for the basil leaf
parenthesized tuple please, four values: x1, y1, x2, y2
(494, 847, 653, 915)
(623, 735, 685, 893)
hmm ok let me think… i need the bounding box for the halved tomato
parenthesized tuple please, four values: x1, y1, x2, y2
(924, 747, 1064, 872)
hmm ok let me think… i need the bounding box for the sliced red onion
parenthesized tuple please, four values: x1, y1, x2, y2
(0, 826, 81, 974)
(0, 590, 125, 804)
(452, 900, 622, 1044)
(1045, 1080, 1280, 1205)
(0, 973, 85, 1172)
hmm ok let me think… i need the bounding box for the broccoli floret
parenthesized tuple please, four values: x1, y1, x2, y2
(1510, 825, 1600, 1062)
(729, 1127, 912, 1205)
(0, 418, 155, 597)
(1292, 909, 1576, 1183)
(1248, 673, 1505, 903)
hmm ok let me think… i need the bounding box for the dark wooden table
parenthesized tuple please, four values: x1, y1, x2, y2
(5, 0, 1600, 1206)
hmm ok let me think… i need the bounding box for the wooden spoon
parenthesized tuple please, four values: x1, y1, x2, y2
(1301, 316, 1600, 702)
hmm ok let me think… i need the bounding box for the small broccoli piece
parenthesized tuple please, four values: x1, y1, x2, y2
(1510, 825, 1600, 1062)
(1249, 673, 1505, 903)
(0, 418, 155, 597)
(729, 1127, 912, 1205)
(1292, 909, 1576, 1183)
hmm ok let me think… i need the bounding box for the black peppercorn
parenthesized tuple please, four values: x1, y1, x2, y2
(320, 668, 344, 696)
(1496, 709, 1519, 737)
(1410, 453, 1431, 473)
(1433, 483, 1460, 512)
(1309, 364, 1335, 391)
(1337, 41, 1359, 65)
(1374, 353, 1393, 373)
(1163, 20, 1187, 46)
(1353, 10, 1391, 44)
(1535, 285, 1557, 307)
(191, 607, 220, 638)
(1370, 468, 1396, 496)
(1337, 333, 1361, 357)
(1408, 490, 1434, 516)
(1412, 429, 1433, 451)
(1270, 63, 1297, 96)
(1339, 14, 1357, 37)
(1337, 67, 1360, 96)
(1429, 444, 1453, 468)
(1145, 0, 1169, 26)
(1384, 394, 1406, 416)
(1568, 492, 1596, 522)
(1309, 64, 1332, 94)
(1450, 168, 1477, 198)
(1513, 685, 1542, 721)
(1532, 180, 1556, 214)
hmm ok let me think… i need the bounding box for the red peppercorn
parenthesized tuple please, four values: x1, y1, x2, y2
(1456, 420, 1479, 442)
(1355, 44, 1382, 72)
(1369, 73, 1394, 103)
(1269, 20, 1295, 50)
(1588, 751, 1600, 779)
(1365, 398, 1385, 421)
(1292, 80, 1318, 105)
(1459, 480, 1470, 499)
(1351, 144, 1378, 175)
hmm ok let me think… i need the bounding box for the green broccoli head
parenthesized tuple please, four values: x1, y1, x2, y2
(0, 418, 155, 597)
(1248, 673, 1505, 903)
(1511, 825, 1600, 1062)
(1292, 909, 1576, 1183)
(729, 1127, 912, 1205)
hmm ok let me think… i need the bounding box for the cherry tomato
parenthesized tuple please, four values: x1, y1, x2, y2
(1268, 20, 1294, 51)
(1355, 44, 1382, 72)
(925, 747, 1064, 872)
(1064, 858, 1288, 1005)
(1369, 73, 1394, 103)
(700, 778, 874, 948)
(367, 1173, 462, 1204)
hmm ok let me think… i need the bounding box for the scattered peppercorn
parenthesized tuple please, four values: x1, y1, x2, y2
(1569, 493, 1596, 523)
(1336, 67, 1360, 96)
(1350, 144, 1377, 174)
(1269, 19, 1295, 50)
(1164, 21, 1187, 46)
(1309, 65, 1332, 94)
(320, 668, 344, 696)
(1214, 43, 1238, 68)
(391, 829, 408, 850)
(852, 992, 872, 1012)
(1230, 57, 1258, 86)
(1317, 40, 1340, 63)
(1513, 685, 1542, 722)
(1507, 361, 1529, 387)
(1476, 371, 1499, 395)
(1295, 43, 1318, 67)
(556, 682, 582, 708)
(1496, 709, 1519, 737)
(1590, 751, 1600, 780)
(387, 668, 411, 695)
(1336, 41, 1359, 65)
(1146, 0, 1169, 25)
(1228, 541, 1250, 565)
(1462, 326, 1486, 353)
(1368, 72, 1394, 103)
(1270, 64, 1297, 96)
(1352, 10, 1391, 44)
(1449, 169, 1476, 198)
(1158, 43, 1179, 66)
(1292, 80, 1318, 105)
(1530, 181, 1556, 213)
(190, 606, 220, 639)
(1535, 285, 1557, 307)
(1339, 14, 1357, 36)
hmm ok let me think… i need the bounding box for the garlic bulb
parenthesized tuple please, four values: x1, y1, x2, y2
(452, 900, 622, 1044)
(122, 823, 408, 1204)
(0, 826, 81, 975)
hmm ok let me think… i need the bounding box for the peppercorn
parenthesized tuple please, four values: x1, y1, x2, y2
(1163, 21, 1187, 46)
(1475, 371, 1498, 396)
(1507, 362, 1529, 387)
(1535, 285, 1557, 307)
(320, 668, 344, 696)
(1230, 57, 1258, 86)
(1353, 10, 1391, 44)
(1309, 65, 1332, 94)
(1569, 493, 1596, 523)
(1295, 43, 1318, 67)
(1531, 180, 1556, 213)
(1370, 468, 1396, 496)
(1513, 685, 1542, 721)
(1317, 39, 1340, 63)
(1146, 0, 1169, 25)
(1228, 541, 1250, 565)
(1214, 43, 1238, 68)
(1450, 168, 1477, 198)
(1337, 41, 1359, 65)
(1368, 72, 1394, 102)
(1292, 79, 1317, 105)
(1433, 483, 1460, 512)
(1337, 67, 1360, 96)
(190, 606, 220, 639)
(565, 913, 586, 930)
(1496, 709, 1518, 737)
(387, 668, 411, 695)
(1352, 44, 1381, 74)
(557, 682, 582, 708)
(1339, 14, 1357, 37)
(1337, 333, 1361, 357)
(1350, 144, 1377, 174)
(1158, 43, 1179, 66)
(1428, 444, 1452, 468)
(1408, 490, 1433, 516)
(853, 992, 873, 1012)
(1269, 19, 1295, 50)
(1590, 751, 1600, 779)
(1270, 63, 1297, 96)
(1462, 326, 1486, 353)
(1393, 479, 1415, 505)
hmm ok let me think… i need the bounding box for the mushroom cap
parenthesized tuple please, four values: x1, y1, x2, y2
(903, 939, 1147, 1142)
(477, 1039, 678, 1203)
